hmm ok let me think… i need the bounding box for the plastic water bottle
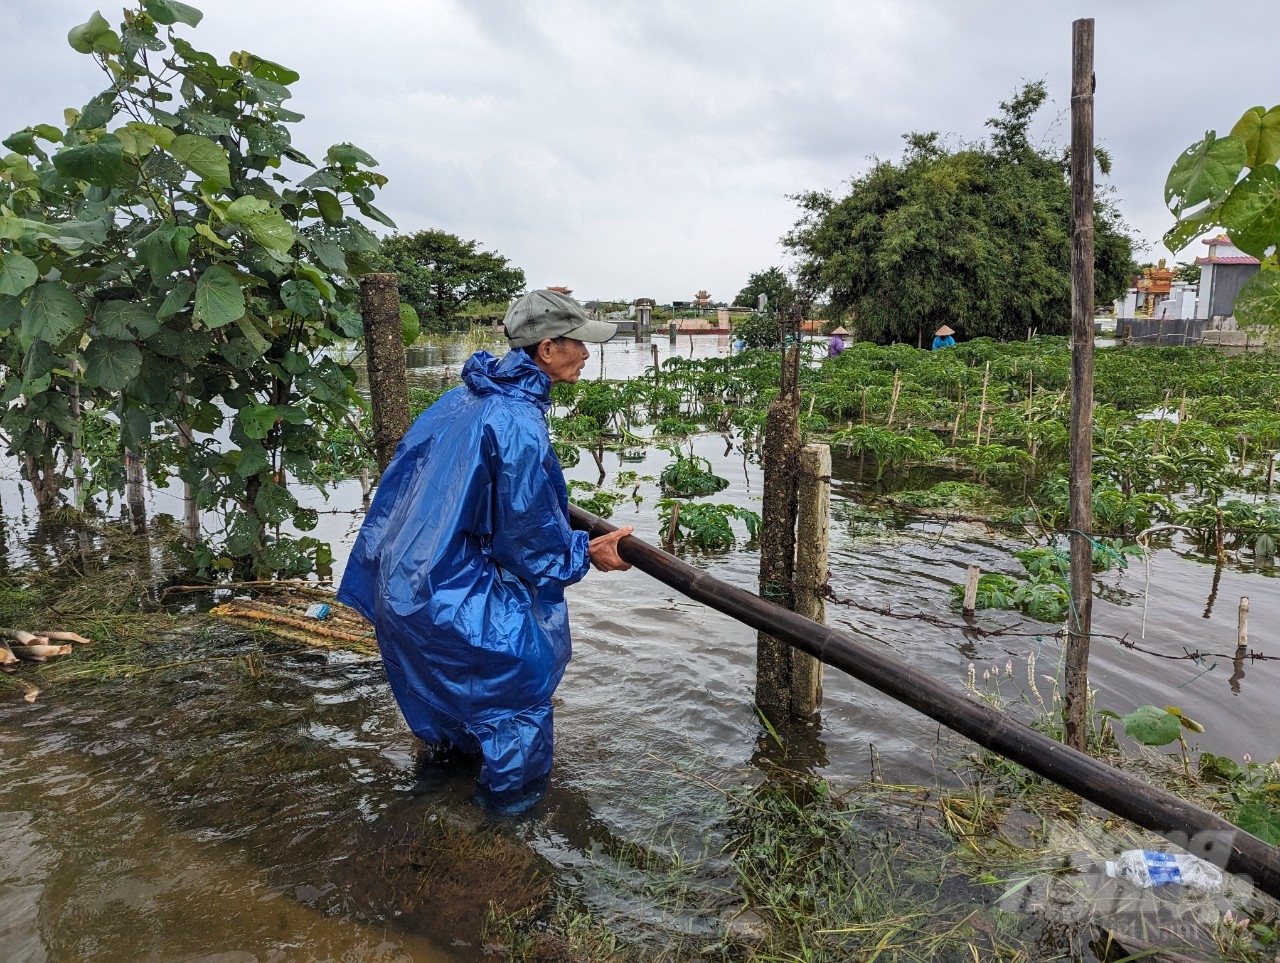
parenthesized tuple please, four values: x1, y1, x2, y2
(1104, 850, 1224, 893)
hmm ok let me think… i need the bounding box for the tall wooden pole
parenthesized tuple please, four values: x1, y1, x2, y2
(359, 273, 412, 474)
(1065, 18, 1095, 752)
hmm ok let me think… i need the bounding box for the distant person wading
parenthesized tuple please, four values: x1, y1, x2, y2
(339, 290, 634, 809)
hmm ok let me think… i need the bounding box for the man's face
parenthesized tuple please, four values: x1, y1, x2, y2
(535, 337, 590, 385)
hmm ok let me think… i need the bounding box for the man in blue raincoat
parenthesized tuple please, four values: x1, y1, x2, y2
(338, 290, 633, 802)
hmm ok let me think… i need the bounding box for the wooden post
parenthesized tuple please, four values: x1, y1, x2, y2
(1064, 18, 1096, 753)
(962, 565, 981, 616)
(1238, 596, 1249, 648)
(792, 444, 829, 716)
(651, 343, 660, 384)
(358, 273, 411, 474)
(756, 340, 802, 718)
(1267, 452, 1276, 492)
(125, 448, 147, 535)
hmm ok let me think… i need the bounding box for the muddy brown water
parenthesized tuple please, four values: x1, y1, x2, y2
(2, 334, 1280, 960)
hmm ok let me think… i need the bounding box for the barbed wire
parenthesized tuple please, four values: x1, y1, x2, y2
(820, 586, 1277, 662)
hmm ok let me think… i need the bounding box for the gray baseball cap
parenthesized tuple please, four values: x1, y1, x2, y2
(503, 290, 618, 348)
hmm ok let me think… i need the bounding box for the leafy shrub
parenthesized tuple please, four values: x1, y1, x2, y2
(659, 447, 729, 497)
(658, 499, 759, 550)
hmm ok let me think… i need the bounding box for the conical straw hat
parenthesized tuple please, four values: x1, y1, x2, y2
(830, 326, 849, 335)
(935, 324, 954, 337)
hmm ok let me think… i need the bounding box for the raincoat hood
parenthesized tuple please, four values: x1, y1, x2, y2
(462, 349, 553, 412)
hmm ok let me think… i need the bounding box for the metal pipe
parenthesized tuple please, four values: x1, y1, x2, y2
(570, 504, 1280, 899)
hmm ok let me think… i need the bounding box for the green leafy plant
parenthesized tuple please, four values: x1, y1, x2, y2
(659, 447, 728, 497)
(0, 2, 387, 576)
(1118, 704, 1205, 776)
(658, 499, 759, 551)
(1166, 104, 1280, 330)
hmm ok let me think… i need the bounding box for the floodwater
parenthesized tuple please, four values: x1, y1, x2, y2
(2, 332, 1279, 960)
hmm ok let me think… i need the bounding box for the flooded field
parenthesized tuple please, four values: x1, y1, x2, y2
(2, 333, 1279, 960)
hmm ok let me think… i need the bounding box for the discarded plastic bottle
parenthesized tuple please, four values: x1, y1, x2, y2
(1104, 850, 1224, 893)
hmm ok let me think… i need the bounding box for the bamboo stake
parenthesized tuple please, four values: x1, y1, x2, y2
(567, 503, 1280, 901)
(1238, 597, 1249, 648)
(886, 370, 902, 428)
(974, 362, 990, 444)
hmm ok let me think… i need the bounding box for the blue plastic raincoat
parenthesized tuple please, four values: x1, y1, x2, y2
(337, 349, 591, 795)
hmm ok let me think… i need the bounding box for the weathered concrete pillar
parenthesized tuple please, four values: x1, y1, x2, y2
(791, 443, 829, 716)
(359, 273, 411, 473)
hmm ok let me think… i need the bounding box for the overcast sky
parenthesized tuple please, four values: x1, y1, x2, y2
(1, 1, 1267, 304)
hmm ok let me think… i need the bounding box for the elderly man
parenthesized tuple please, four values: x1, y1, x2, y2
(338, 290, 633, 805)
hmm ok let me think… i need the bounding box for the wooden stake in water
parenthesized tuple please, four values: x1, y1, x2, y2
(962, 565, 981, 616)
(974, 362, 990, 444)
(1238, 596, 1249, 648)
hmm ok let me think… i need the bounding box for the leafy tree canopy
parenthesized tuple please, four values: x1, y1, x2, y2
(785, 82, 1135, 345)
(0, 1, 388, 575)
(734, 267, 794, 311)
(371, 230, 525, 333)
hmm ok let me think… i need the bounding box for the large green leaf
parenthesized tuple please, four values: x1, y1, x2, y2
(1230, 105, 1280, 168)
(1218, 165, 1280, 260)
(1234, 269, 1280, 329)
(168, 134, 231, 189)
(67, 11, 122, 55)
(0, 253, 38, 296)
(76, 91, 117, 131)
(193, 265, 245, 328)
(53, 134, 129, 186)
(83, 337, 143, 391)
(224, 195, 294, 254)
(1236, 802, 1280, 845)
(158, 280, 194, 318)
(1121, 705, 1182, 747)
(280, 278, 322, 318)
(137, 225, 181, 278)
(326, 143, 378, 167)
(254, 478, 295, 523)
(20, 282, 84, 345)
(142, 0, 204, 27)
(96, 301, 160, 339)
(0, 296, 22, 333)
(1165, 131, 1247, 216)
(312, 190, 344, 226)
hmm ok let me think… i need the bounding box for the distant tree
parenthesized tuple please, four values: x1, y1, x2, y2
(734, 267, 794, 311)
(785, 82, 1135, 345)
(1173, 261, 1201, 286)
(372, 230, 525, 333)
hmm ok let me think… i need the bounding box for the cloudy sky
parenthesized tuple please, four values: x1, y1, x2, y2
(1, 1, 1266, 304)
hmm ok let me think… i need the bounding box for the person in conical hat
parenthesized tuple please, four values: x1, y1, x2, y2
(827, 325, 849, 358)
(932, 324, 956, 351)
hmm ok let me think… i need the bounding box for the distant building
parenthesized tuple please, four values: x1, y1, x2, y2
(1195, 235, 1260, 321)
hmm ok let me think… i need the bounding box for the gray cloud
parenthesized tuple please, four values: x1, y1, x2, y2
(1, 0, 1266, 302)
